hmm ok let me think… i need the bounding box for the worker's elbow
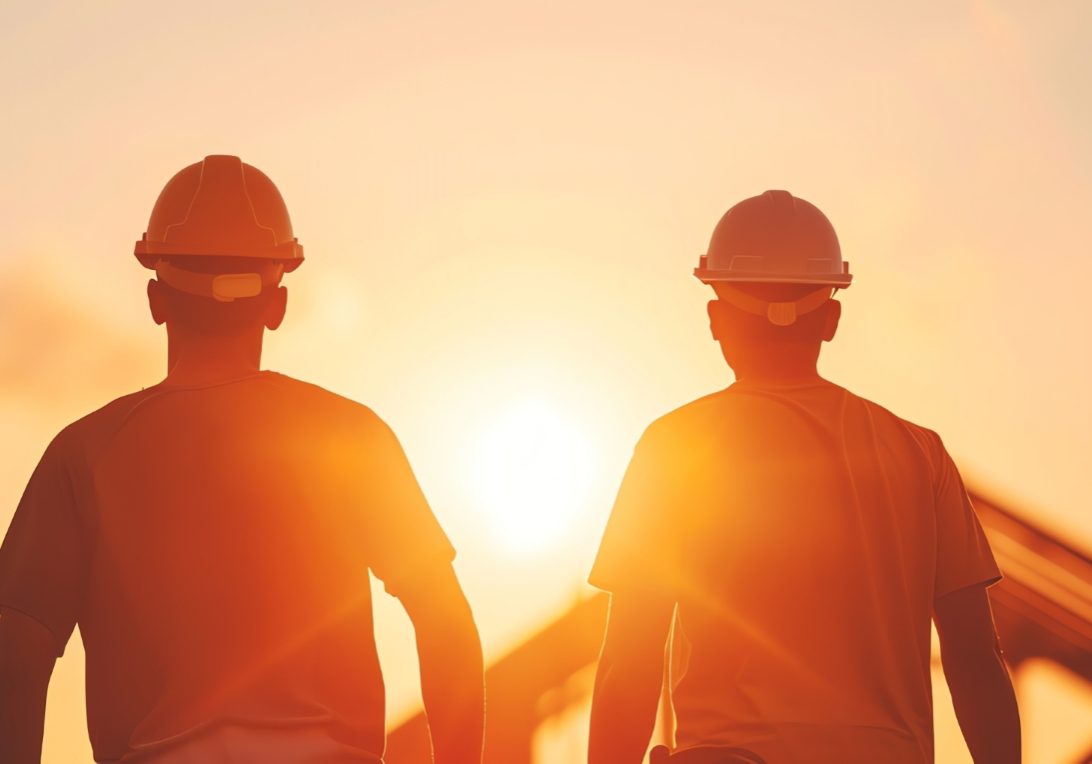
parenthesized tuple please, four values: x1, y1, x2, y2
(596, 645, 662, 702)
(418, 604, 482, 662)
(452, 619, 484, 669)
(445, 597, 481, 648)
(941, 623, 1004, 660)
(0, 643, 55, 691)
(941, 636, 1008, 681)
(599, 629, 663, 674)
(597, 642, 633, 678)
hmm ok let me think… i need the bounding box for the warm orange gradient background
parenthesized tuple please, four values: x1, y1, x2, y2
(2, 2, 1091, 761)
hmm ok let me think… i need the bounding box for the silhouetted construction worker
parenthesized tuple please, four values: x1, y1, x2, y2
(587, 191, 1020, 764)
(0, 156, 484, 763)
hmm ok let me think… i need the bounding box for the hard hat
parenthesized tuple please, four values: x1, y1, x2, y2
(694, 190, 851, 326)
(134, 155, 303, 301)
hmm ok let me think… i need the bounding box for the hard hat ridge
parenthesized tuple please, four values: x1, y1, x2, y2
(160, 156, 278, 256)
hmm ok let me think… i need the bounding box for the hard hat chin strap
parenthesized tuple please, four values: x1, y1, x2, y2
(154, 261, 284, 303)
(717, 284, 834, 326)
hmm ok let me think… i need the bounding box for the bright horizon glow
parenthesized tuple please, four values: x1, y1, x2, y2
(469, 398, 596, 555)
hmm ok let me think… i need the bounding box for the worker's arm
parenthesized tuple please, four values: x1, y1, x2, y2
(588, 591, 675, 764)
(397, 562, 484, 764)
(0, 608, 58, 764)
(934, 583, 1020, 764)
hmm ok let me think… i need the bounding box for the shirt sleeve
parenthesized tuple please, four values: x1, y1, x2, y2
(932, 434, 1002, 599)
(0, 435, 88, 656)
(357, 416, 455, 598)
(589, 424, 682, 597)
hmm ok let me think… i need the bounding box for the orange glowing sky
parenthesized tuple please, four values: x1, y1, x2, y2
(2, 2, 1091, 761)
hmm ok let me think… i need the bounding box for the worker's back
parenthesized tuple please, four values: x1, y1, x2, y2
(3, 371, 452, 762)
(590, 377, 999, 762)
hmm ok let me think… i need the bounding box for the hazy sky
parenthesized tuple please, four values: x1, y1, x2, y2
(2, 1, 1090, 761)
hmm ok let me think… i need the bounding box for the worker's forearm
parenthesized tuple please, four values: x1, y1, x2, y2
(0, 670, 49, 764)
(417, 621, 484, 764)
(943, 650, 1021, 764)
(588, 657, 662, 764)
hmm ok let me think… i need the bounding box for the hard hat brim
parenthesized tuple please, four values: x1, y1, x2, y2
(135, 239, 304, 272)
(694, 268, 852, 288)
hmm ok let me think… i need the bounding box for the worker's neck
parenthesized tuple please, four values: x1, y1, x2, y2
(729, 348, 822, 385)
(164, 326, 264, 387)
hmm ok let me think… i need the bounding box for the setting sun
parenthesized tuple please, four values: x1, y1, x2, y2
(469, 399, 596, 555)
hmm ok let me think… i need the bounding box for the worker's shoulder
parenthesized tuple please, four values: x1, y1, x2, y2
(841, 385, 945, 452)
(38, 387, 161, 466)
(54, 388, 157, 444)
(641, 388, 735, 441)
(261, 372, 388, 429)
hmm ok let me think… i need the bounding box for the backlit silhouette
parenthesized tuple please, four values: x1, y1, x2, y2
(587, 191, 1020, 764)
(0, 156, 484, 763)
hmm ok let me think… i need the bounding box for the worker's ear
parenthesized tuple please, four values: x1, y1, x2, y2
(821, 299, 841, 342)
(264, 286, 287, 331)
(147, 279, 168, 326)
(707, 300, 727, 341)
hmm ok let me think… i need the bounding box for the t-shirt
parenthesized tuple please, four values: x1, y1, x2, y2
(0, 371, 454, 763)
(589, 378, 1000, 764)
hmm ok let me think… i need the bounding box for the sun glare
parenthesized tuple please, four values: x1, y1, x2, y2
(470, 399, 595, 555)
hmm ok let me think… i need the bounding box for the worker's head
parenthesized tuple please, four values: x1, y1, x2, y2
(135, 155, 304, 338)
(694, 191, 851, 378)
